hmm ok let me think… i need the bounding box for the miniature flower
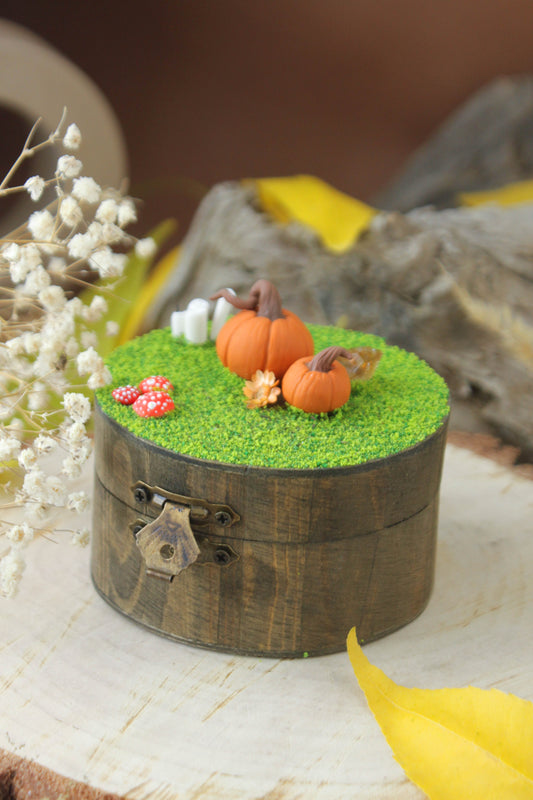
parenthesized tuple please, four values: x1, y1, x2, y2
(72, 176, 101, 204)
(95, 198, 119, 224)
(138, 375, 174, 393)
(28, 209, 55, 241)
(62, 392, 91, 423)
(7, 522, 34, 546)
(112, 385, 141, 405)
(0, 550, 25, 597)
(135, 237, 157, 259)
(24, 176, 45, 202)
(67, 491, 89, 513)
(59, 196, 83, 227)
(132, 390, 175, 418)
(56, 155, 82, 179)
(63, 123, 82, 150)
(71, 528, 90, 547)
(106, 320, 120, 337)
(243, 370, 281, 409)
(117, 199, 137, 226)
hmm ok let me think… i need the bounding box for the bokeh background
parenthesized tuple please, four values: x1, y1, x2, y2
(3, 0, 533, 238)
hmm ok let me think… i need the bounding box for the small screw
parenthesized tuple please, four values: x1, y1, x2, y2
(132, 523, 144, 536)
(214, 548, 231, 565)
(215, 510, 232, 527)
(134, 487, 149, 504)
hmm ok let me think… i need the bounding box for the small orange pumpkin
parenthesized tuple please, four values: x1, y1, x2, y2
(210, 280, 314, 380)
(282, 346, 352, 413)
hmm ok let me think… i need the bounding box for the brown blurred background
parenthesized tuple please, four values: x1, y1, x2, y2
(3, 0, 533, 239)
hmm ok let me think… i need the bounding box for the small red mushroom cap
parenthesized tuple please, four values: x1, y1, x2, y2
(132, 390, 175, 418)
(138, 375, 174, 393)
(112, 385, 141, 405)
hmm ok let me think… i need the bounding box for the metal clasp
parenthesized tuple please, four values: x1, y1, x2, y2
(130, 482, 240, 580)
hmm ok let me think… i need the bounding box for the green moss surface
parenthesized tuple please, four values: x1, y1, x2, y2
(96, 325, 449, 469)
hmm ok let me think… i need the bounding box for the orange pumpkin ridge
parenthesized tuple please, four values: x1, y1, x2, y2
(210, 280, 314, 380)
(281, 346, 352, 414)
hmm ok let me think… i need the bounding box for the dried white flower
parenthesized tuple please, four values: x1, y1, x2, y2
(56, 155, 83, 179)
(71, 528, 90, 547)
(88, 246, 127, 278)
(22, 468, 46, 502)
(80, 331, 97, 349)
(117, 199, 137, 227)
(61, 455, 81, 479)
(72, 176, 101, 204)
(95, 198, 119, 224)
(87, 366, 112, 390)
(6, 522, 34, 547)
(28, 209, 55, 241)
(48, 256, 67, 276)
(59, 196, 83, 228)
(68, 231, 96, 259)
(62, 392, 91, 423)
(3, 242, 20, 262)
(34, 434, 56, 454)
(28, 383, 49, 411)
(18, 447, 38, 470)
(38, 285, 66, 312)
(76, 346, 102, 375)
(0, 436, 21, 460)
(135, 237, 157, 259)
(67, 491, 89, 513)
(45, 475, 66, 506)
(0, 550, 25, 597)
(63, 123, 82, 150)
(82, 295, 107, 322)
(64, 421, 87, 444)
(23, 265, 52, 295)
(24, 176, 45, 202)
(105, 320, 120, 337)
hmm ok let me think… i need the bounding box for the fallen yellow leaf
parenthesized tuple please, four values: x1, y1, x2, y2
(347, 628, 533, 800)
(459, 179, 533, 207)
(253, 175, 376, 253)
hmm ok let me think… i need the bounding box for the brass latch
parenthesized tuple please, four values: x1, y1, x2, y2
(131, 482, 240, 580)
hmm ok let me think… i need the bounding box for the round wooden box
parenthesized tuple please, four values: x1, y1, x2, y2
(91, 402, 448, 658)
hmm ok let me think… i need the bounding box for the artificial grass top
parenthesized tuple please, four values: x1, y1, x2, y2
(96, 324, 449, 470)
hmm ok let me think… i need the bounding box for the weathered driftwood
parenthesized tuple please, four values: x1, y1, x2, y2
(374, 75, 533, 211)
(149, 182, 533, 459)
(148, 78, 533, 460)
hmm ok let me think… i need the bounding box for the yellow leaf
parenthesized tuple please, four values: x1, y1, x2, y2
(252, 175, 376, 253)
(459, 179, 533, 207)
(347, 628, 533, 800)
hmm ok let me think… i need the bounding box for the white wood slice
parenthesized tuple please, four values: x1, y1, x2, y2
(0, 444, 532, 799)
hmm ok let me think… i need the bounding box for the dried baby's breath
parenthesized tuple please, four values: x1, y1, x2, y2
(0, 110, 142, 596)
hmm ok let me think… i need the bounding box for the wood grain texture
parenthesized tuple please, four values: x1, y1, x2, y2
(92, 404, 447, 656)
(1, 442, 532, 799)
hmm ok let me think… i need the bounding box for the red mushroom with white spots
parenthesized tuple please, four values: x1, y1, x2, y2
(138, 375, 174, 393)
(132, 391, 175, 418)
(112, 385, 141, 405)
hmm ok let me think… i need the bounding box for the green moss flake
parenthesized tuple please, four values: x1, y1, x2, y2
(96, 325, 449, 469)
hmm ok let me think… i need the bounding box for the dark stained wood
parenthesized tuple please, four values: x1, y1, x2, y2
(91, 403, 448, 657)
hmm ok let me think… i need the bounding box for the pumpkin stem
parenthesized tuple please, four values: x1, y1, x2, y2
(307, 346, 352, 373)
(210, 279, 285, 320)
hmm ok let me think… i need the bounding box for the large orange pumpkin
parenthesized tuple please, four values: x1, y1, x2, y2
(282, 346, 352, 413)
(210, 280, 314, 380)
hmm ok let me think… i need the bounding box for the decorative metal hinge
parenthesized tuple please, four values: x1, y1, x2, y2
(131, 480, 240, 528)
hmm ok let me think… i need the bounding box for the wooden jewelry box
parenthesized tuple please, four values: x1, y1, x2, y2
(91, 321, 449, 658)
